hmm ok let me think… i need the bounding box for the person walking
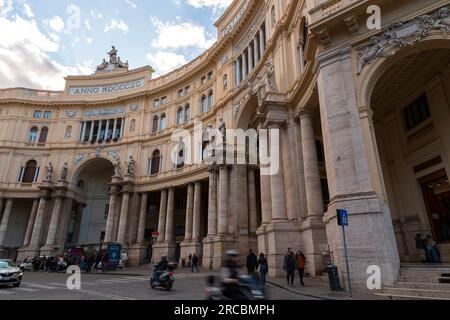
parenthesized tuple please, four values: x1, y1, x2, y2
(296, 250, 306, 286)
(425, 234, 441, 263)
(188, 254, 192, 268)
(284, 248, 296, 286)
(246, 249, 258, 275)
(192, 254, 199, 273)
(257, 253, 269, 285)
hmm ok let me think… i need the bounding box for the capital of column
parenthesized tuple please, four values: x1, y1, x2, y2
(298, 108, 314, 120)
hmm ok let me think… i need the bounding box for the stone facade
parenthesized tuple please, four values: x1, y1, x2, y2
(1, 0, 450, 292)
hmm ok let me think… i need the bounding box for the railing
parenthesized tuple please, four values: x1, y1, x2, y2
(0, 88, 63, 101)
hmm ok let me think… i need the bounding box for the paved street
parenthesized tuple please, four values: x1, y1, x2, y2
(0, 270, 318, 300)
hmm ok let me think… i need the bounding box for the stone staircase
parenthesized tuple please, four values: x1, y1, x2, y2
(375, 264, 450, 300)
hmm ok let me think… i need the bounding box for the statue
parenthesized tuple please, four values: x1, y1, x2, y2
(264, 61, 277, 92)
(45, 162, 54, 182)
(60, 162, 69, 182)
(96, 59, 108, 71)
(247, 79, 254, 96)
(125, 156, 136, 176)
(108, 46, 118, 64)
(357, 37, 385, 74)
(256, 76, 266, 107)
(218, 119, 226, 143)
(434, 7, 450, 36)
(113, 159, 122, 177)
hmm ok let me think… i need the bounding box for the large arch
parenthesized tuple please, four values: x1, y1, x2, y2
(362, 38, 450, 263)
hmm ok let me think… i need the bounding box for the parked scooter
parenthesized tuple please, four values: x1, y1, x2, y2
(150, 263, 176, 291)
(205, 275, 266, 300)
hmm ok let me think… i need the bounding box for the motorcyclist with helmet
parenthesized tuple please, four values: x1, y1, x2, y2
(152, 254, 169, 284)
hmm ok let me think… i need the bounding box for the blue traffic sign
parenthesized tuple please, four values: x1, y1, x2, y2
(337, 209, 349, 226)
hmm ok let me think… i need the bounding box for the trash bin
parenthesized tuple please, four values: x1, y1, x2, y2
(326, 265, 343, 291)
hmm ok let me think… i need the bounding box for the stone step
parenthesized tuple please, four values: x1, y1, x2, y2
(398, 276, 443, 283)
(374, 292, 450, 301)
(381, 287, 450, 299)
(400, 270, 450, 277)
(393, 281, 450, 291)
(401, 264, 450, 270)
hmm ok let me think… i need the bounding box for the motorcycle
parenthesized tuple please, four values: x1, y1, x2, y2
(205, 275, 266, 300)
(150, 263, 176, 291)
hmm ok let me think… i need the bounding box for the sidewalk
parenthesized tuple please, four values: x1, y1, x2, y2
(266, 276, 382, 300)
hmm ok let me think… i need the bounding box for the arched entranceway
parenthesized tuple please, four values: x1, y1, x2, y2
(69, 157, 114, 246)
(369, 43, 450, 263)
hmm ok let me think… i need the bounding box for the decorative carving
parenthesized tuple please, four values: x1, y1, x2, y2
(84, 107, 125, 117)
(129, 104, 140, 112)
(256, 75, 266, 108)
(357, 5, 450, 75)
(113, 159, 122, 177)
(74, 154, 87, 165)
(317, 28, 331, 48)
(233, 6, 266, 56)
(218, 119, 226, 142)
(96, 46, 129, 73)
(264, 61, 277, 93)
(44, 162, 54, 182)
(222, 0, 251, 37)
(66, 110, 77, 118)
(343, 14, 359, 36)
(125, 156, 136, 176)
(59, 162, 68, 182)
(107, 150, 121, 161)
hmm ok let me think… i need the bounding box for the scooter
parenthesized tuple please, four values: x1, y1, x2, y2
(205, 275, 266, 300)
(150, 264, 176, 291)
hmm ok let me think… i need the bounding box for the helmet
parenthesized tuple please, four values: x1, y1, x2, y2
(226, 250, 238, 257)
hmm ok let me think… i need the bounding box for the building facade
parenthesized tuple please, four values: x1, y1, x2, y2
(1, 0, 450, 291)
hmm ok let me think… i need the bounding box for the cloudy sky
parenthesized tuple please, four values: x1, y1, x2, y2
(0, 0, 233, 90)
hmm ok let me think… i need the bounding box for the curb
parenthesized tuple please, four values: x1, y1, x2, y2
(266, 280, 333, 300)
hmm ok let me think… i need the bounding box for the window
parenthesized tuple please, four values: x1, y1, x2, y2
(207, 91, 214, 110)
(160, 114, 167, 131)
(43, 111, 52, 119)
(154, 99, 160, 108)
(152, 116, 159, 133)
(161, 97, 167, 105)
(28, 127, 39, 143)
(21, 160, 39, 183)
(403, 94, 431, 131)
(38, 127, 49, 144)
(201, 76, 206, 85)
(149, 150, 161, 175)
(178, 89, 184, 98)
(185, 105, 190, 122)
(185, 86, 190, 95)
(177, 107, 184, 125)
(65, 126, 72, 138)
(207, 71, 213, 80)
(33, 110, 42, 118)
(200, 95, 207, 114)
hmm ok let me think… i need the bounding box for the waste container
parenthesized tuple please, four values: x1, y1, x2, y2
(326, 265, 343, 291)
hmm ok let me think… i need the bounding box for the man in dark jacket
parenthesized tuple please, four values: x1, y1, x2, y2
(246, 249, 258, 275)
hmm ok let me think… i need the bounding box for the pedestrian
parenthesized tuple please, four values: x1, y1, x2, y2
(415, 233, 426, 262)
(44, 256, 52, 273)
(283, 248, 296, 286)
(188, 254, 192, 268)
(257, 253, 269, 285)
(295, 250, 306, 286)
(246, 249, 258, 275)
(192, 254, 199, 273)
(425, 234, 441, 263)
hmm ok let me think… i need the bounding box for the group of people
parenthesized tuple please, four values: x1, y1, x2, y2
(187, 254, 200, 273)
(245, 248, 307, 287)
(415, 234, 442, 263)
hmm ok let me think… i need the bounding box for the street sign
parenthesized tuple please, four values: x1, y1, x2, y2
(152, 232, 160, 236)
(337, 209, 349, 226)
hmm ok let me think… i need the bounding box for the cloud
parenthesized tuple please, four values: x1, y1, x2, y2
(45, 15, 65, 33)
(147, 51, 187, 76)
(185, 0, 232, 9)
(125, 0, 137, 8)
(104, 19, 129, 34)
(150, 16, 215, 50)
(0, 14, 91, 90)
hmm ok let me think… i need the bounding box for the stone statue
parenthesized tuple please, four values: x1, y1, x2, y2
(60, 162, 69, 182)
(247, 79, 254, 96)
(96, 59, 108, 71)
(223, 74, 228, 90)
(357, 36, 385, 74)
(45, 162, 54, 182)
(108, 46, 118, 64)
(256, 76, 266, 107)
(125, 156, 135, 176)
(264, 61, 277, 92)
(434, 7, 450, 36)
(218, 119, 226, 143)
(114, 159, 122, 177)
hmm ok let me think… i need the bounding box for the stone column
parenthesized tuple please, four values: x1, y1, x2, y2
(28, 186, 52, 253)
(0, 199, 13, 252)
(89, 121, 95, 141)
(128, 192, 148, 266)
(248, 168, 258, 235)
(218, 166, 229, 235)
(71, 203, 84, 245)
(316, 48, 400, 290)
(256, 165, 271, 258)
(136, 193, 148, 244)
(104, 191, 118, 243)
(164, 188, 175, 243)
(157, 190, 168, 242)
(253, 37, 259, 64)
(22, 199, 39, 247)
(242, 51, 247, 78)
(192, 182, 202, 242)
(96, 120, 102, 142)
(181, 184, 198, 262)
(248, 44, 253, 71)
(42, 186, 66, 254)
(259, 27, 265, 57)
(184, 184, 194, 242)
(236, 59, 241, 85)
(105, 120, 110, 140)
(112, 118, 118, 139)
(203, 169, 217, 269)
(117, 191, 131, 245)
(0, 198, 4, 219)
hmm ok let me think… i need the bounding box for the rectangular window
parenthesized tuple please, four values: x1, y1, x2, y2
(207, 71, 213, 80)
(33, 110, 42, 118)
(201, 76, 206, 85)
(154, 99, 160, 108)
(161, 96, 167, 105)
(185, 86, 190, 95)
(43, 111, 52, 119)
(178, 89, 183, 98)
(403, 94, 431, 131)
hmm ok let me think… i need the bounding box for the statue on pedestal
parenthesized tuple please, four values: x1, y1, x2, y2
(114, 159, 122, 177)
(125, 156, 136, 176)
(59, 162, 69, 182)
(45, 162, 54, 182)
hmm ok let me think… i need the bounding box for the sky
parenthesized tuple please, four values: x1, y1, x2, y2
(0, 0, 233, 90)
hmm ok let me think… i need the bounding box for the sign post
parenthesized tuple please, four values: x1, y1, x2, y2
(337, 209, 352, 298)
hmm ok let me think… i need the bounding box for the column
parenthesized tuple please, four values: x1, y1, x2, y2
(299, 40, 305, 73)
(117, 192, 131, 244)
(236, 58, 241, 85)
(184, 184, 194, 241)
(120, 118, 125, 139)
(260, 168, 272, 225)
(96, 120, 102, 142)
(29, 196, 48, 249)
(300, 111, 324, 218)
(157, 190, 168, 242)
(112, 118, 118, 139)
(269, 124, 288, 222)
(44, 195, 64, 247)
(248, 44, 253, 71)
(0, 199, 13, 247)
(136, 193, 148, 244)
(23, 199, 39, 247)
(88, 121, 95, 141)
(259, 27, 265, 57)
(164, 188, 175, 243)
(218, 166, 229, 235)
(242, 51, 247, 78)
(104, 192, 118, 243)
(0, 198, 3, 217)
(207, 170, 217, 237)
(105, 119, 110, 140)
(192, 182, 202, 241)
(80, 122, 87, 142)
(253, 37, 259, 64)
(248, 169, 258, 234)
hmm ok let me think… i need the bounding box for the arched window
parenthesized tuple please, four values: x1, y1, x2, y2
(200, 95, 207, 114)
(177, 148, 185, 169)
(28, 127, 39, 143)
(207, 91, 214, 111)
(65, 126, 72, 138)
(152, 116, 159, 133)
(150, 150, 161, 175)
(22, 160, 38, 183)
(160, 114, 167, 131)
(177, 107, 184, 125)
(185, 104, 190, 122)
(38, 127, 49, 144)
